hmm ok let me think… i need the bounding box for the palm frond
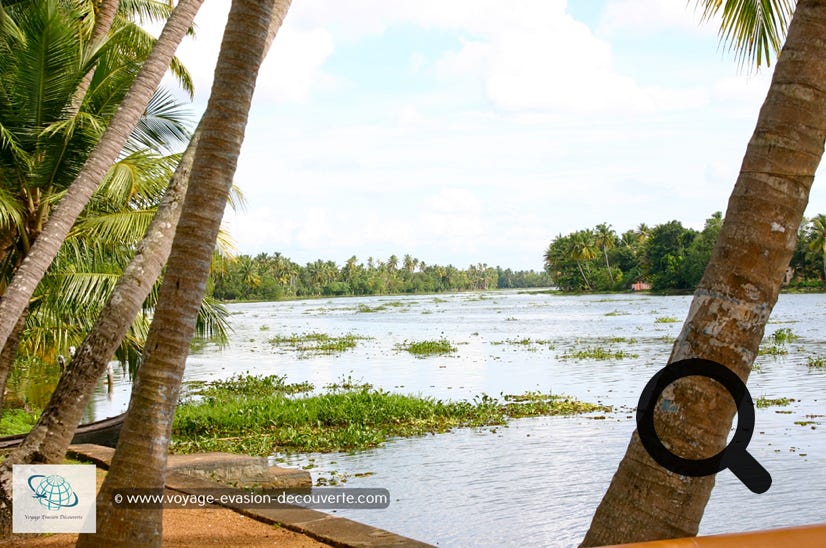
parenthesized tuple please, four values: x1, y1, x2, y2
(94, 150, 176, 207)
(0, 185, 26, 232)
(227, 183, 246, 213)
(117, 0, 174, 26)
(109, 20, 194, 98)
(70, 209, 155, 246)
(195, 294, 231, 346)
(215, 226, 239, 259)
(698, 0, 796, 68)
(15, 1, 86, 127)
(130, 88, 193, 153)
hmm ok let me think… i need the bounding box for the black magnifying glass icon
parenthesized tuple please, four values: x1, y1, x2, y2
(636, 357, 772, 494)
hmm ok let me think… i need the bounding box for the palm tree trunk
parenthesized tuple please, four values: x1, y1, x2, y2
(78, 1, 291, 545)
(0, 311, 28, 420)
(582, 2, 826, 545)
(0, 0, 203, 362)
(576, 260, 590, 289)
(603, 248, 614, 283)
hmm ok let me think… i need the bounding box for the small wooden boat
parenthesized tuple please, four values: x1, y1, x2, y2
(0, 411, 125, 450)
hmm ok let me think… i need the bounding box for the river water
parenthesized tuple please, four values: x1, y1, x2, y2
(89, 291, 826, 547)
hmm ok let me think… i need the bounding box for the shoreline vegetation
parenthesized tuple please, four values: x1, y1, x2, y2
(543, 212, 826, 293)
(169, 374, 611, 455)
(208, 211, 825, 305)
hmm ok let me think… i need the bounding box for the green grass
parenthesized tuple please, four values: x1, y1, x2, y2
(756, 396, 793, 408)
(268, 332, 368, 355)
(395, 338, 457, 356)
(558, 346, 639, 360)
(0, 408, 40, 436)
(171, 376, 610, 454)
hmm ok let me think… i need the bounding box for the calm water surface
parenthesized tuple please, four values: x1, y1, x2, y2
(90, 291, 826, 547)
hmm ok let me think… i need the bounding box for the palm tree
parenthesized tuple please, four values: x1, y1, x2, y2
(594, 223, 617, 283)
(582, 0, 823, 544)
(807, 214, 826, 280)
(82, 1, 291, 544)
(0, 0, 203, 360)
(569, 230, 597, 289)
(0, 0, 195, 415)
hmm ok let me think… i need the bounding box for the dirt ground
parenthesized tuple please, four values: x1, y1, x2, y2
(7, 469, 331, 547)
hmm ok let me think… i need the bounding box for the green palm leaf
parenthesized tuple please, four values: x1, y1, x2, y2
(698, 0, 795, 68)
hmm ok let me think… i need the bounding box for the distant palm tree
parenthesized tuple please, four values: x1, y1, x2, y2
(808, 214, 826, 280)
(569, 230, 597, 289)
(594, 223, 617, 283)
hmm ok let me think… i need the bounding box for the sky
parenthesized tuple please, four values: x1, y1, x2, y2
(164, 0, 826, 271)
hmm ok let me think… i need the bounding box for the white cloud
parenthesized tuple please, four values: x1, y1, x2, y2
(599, 0, 714, 35)
(255, 27, 336, 104)
(172, 1, 335, 106)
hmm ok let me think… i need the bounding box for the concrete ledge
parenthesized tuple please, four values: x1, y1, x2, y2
(68, 444, 310, 488)
(68, 444, 434, 548)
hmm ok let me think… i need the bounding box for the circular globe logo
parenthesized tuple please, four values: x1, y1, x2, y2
(27, 474, 79, 510)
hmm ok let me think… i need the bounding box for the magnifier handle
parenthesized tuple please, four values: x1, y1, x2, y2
(728, 450, 772, 494)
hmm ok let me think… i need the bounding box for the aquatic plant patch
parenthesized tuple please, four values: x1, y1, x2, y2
(654, 316, 679, 323)
(806, 356, 825, 368)
(171, 376, 610, 454)
(758, 344, 788, 357)
(268, 332, 370, 355)
(396, 338, 457, 356)
(558, 346, 639, 360)
(490, 338, 554, 347)
(188, 373, 314, 400)
(771, 327, 799, 344)
(756, 396, 793, 408)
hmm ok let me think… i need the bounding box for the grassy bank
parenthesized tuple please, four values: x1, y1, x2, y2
(171, 374, 610, 455)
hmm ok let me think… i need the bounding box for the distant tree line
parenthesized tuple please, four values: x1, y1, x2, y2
(544, 213, 826, 292)
(210, 253, 552, 301)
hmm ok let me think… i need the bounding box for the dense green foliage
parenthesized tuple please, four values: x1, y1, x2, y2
(210, 252, 551, 301)
(544, 212, 826, 292)
(0, 1, 230, 374)
(171, 374, 610, 454)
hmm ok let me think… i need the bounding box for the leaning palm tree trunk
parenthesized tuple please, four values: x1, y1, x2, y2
(581, 2, 826, 544)
(0, 0, 203, 361)
(78, 1, 291, 545)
